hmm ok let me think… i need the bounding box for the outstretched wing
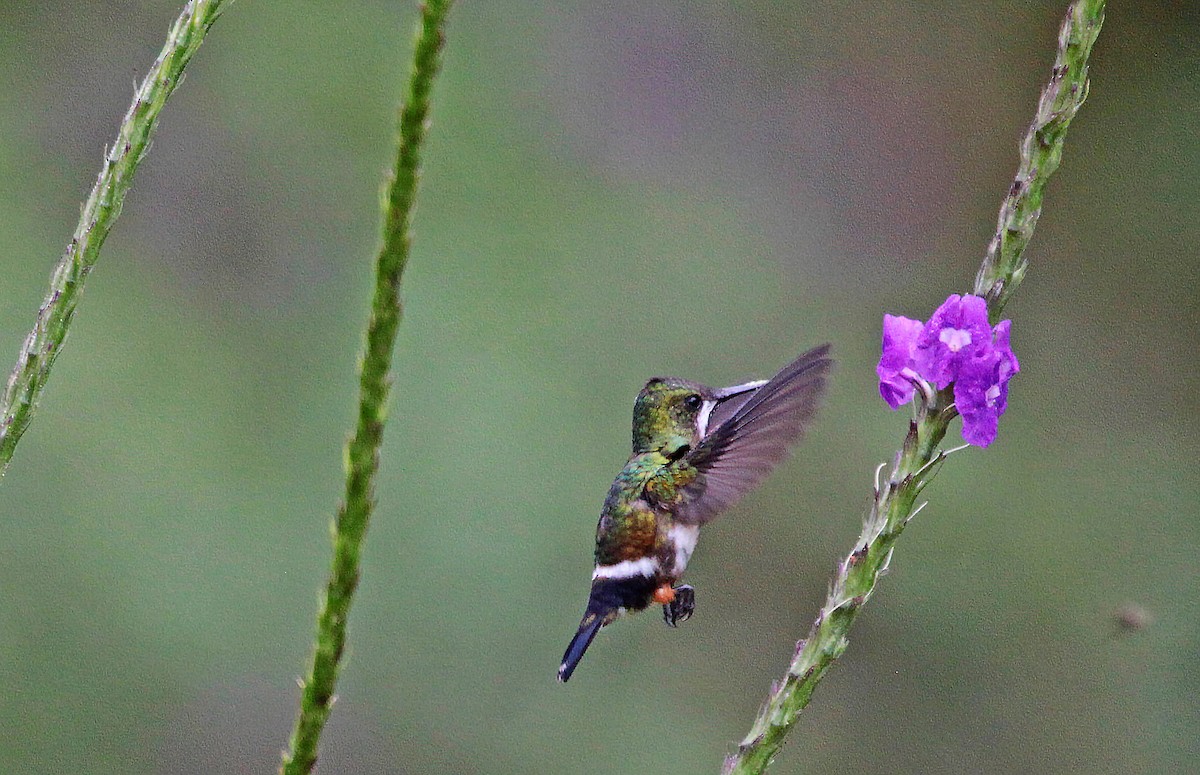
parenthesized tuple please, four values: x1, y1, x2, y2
(676, 345, 832, 525)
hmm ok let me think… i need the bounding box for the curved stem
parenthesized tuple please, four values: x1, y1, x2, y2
(0, 0, 233, 479)
(724, 1, 1105, 771)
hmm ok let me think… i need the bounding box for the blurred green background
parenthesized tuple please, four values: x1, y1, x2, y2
(0, 1, 1196, 773)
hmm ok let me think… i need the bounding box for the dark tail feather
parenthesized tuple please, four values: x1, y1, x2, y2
(558, 614, 604, 683)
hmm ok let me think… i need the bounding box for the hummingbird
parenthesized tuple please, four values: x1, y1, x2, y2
(557, 344, 832, 682)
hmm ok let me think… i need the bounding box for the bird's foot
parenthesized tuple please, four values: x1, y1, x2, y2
(662, 584, 695, 627)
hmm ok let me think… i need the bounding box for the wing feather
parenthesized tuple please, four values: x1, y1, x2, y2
(676, 345, 832, 524)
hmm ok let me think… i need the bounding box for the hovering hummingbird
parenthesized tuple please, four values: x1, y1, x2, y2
(557, 344, 832, 682)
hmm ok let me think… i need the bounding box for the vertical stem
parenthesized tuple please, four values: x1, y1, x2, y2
(0, 0, 232, 478)
(724, 1, 1105, 772)
(279, 2, 453, 773)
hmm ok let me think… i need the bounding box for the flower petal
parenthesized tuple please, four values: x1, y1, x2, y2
(877, 314, 924, 409)
(879, 379, 912, 410)
(954, 352, 1004, 447)
(913, 294, 992, 389)
(992, 319, 1020, 380)
(960, 407, 999, 447)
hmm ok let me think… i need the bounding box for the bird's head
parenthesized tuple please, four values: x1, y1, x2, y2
(631, 376, 766, 455)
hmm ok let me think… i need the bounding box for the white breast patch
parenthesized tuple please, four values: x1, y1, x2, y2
(668, 524, 700, 574)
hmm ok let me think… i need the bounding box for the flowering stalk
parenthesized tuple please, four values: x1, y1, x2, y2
(974, 0, 1107, 316)
(724, 1, 1105, 772)
(723, 394, 955, 775)
(0, 0, 233, 479)
(278, 2, 453, 773)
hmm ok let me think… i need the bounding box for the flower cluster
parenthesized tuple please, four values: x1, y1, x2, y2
(877, 294, 1019, 447)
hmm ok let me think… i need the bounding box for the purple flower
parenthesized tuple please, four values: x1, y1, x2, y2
(992, 319, 1020, 391)
(877, 293, 1019, 447)
(954, 352, 1004, 446)
(958, 320, 1020, 447)
(913, 294, 991, 389)
(877, 314, 924, 409)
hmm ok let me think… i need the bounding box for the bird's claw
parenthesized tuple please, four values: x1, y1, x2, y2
(662, 584, 695, 627)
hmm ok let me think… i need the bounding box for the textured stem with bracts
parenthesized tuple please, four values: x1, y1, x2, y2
(0, 0, 232, 479)
(723, 397, 956, 775)
(974, 0, 1107, 317)
(279, 2, 453, 773)
(723, 2, 1105, 772)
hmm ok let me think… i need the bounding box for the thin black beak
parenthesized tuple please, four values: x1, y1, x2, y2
(711, 379, 768, 402)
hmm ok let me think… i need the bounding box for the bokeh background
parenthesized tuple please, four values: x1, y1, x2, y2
(0, 1, 1196, 773)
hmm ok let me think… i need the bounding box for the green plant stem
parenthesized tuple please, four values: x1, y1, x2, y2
(0, 0, 232, 479)
(279, 2, 453, 773)
(723, 1, 1105, 772)
(723, 398, 955, 775)
(974, 0, 1106, 316)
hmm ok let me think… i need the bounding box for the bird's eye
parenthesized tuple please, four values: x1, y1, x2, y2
(683, 394, 702, 411)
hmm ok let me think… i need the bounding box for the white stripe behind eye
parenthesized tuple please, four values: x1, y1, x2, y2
(698, 380, 768, 438)
(592, 556, 659, 580)
(696, 399, 718, 439)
